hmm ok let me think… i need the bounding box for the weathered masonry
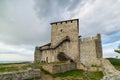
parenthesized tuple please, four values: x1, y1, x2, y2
(0, 69, 40, 80)
(34, 19, 103, 67)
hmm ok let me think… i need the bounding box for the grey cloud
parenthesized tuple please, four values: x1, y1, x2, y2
(77, 0, 120, 44)
(34, 0, 82, 20)
(0, 0, 51, 46)
(0, 0, 120, 46)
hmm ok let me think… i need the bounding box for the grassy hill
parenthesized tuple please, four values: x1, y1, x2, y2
(0, 62, 32, 72)
(107, 58, 120, 71)
(1, 58, 120, 80)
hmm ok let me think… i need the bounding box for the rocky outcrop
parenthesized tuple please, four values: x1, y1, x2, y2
(0, 69, 40, 80)
(101, 59, 120, 80)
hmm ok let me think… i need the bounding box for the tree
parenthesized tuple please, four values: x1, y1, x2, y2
(114, 44, 120, 54)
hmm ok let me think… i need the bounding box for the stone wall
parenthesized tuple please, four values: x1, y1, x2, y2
(34, 47, 41, 63)
(42, 63, 76, 74)
(94, 34, 103, 58)
(80, 34, 102, 67)
(0, 69, 40, 80)
(43, 62, 102, 74)
(40, 49, 53, 63)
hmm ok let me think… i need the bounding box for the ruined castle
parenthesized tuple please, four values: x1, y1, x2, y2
(34, 19, 103, 67)
(34, 19, 120, 79)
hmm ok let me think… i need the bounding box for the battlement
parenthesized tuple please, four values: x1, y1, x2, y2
(81, 34, 101, 42)
(50, 19, 79, 25)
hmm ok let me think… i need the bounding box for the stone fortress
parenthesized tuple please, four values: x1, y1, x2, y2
(34, 19, 120, 80)
(34, 19, 102, 66)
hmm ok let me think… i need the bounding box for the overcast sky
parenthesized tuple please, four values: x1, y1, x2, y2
(0, 0, 120, 61)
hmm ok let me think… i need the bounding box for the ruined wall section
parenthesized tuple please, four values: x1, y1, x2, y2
(0, 69, 40, 80)
(80, 34, 102, 66)
(42, 63, 76, 74)
(95, 34, 103, 58)
(34, 47, 42, 63)
(51, 19, 79, 61)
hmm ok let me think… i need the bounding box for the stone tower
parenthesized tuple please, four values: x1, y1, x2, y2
(50, 19, 80, 61)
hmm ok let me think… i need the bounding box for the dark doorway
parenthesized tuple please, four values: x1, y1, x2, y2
(57, 52, 69, 61)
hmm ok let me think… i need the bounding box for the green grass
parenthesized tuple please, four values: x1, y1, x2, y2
(88, 71, 104, 80)
(107, 58, 120, 71)
(107, 58, 120, 65)
(0, 63, 34, 72)
(0, 66, 19, 72)
(54, 69, 84, 78)
(53, 69, 103, 80)
(0, 63, 104, 80)
(49, 61, 66, 64)
(37, 66, 103, 80)
(1, 58, 120, 80)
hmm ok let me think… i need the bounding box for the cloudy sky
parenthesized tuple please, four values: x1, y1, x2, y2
(0, 0, 120, 61)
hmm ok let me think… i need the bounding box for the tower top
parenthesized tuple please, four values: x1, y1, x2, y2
(50, 19, 79, 25)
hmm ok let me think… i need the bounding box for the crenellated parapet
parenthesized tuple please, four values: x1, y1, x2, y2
(80, 34, 101, 42)
(50, 19, 79, 25)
